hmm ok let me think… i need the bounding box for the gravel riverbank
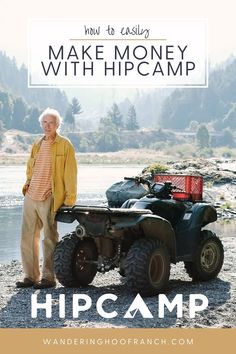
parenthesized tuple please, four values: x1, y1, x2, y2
(0, 234, 235, 328)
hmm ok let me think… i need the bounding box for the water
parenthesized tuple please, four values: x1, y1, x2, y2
(0, 165, 143, 263)
(0, 165, 235, 263)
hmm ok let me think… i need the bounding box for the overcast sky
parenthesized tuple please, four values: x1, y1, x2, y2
(0, 0, 236, 66)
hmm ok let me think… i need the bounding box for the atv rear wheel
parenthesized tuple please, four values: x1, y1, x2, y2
(54, 233, 98, 287)
(184, 230, 224, 281)
(125, 238, 170, 296)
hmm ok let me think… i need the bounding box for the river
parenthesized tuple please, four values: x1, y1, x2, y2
(0, 165, 143, 263)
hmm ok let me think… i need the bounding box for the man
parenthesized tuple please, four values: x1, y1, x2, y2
(16, 108, 77, 289)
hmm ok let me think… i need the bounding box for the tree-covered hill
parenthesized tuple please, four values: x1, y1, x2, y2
(159, 59, 236, 130)
(0, 51, 71, 132)
(0, 51, 68, 115)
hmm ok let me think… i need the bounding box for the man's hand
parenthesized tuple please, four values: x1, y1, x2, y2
(22, 183, 29, 196)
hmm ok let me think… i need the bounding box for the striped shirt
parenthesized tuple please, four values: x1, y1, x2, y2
(27, 139, 53, 201)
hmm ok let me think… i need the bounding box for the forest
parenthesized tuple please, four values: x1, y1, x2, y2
(0, 50, 235, 154)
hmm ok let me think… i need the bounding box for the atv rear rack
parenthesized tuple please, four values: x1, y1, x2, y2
(56, 205, 152, 222)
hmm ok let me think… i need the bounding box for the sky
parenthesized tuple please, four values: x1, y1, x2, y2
(0, 0, 236, 66)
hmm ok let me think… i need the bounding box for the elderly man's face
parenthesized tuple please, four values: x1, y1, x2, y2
(42, 115, 58, 139)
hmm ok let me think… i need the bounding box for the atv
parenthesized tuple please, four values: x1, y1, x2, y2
(54, 174, 224, 296)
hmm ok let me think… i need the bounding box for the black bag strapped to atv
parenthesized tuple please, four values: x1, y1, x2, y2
(106, 178, 149, 207)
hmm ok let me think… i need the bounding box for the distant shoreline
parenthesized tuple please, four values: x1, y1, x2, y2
(0, 149, 167, 166)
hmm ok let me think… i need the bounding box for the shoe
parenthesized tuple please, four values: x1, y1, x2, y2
(16, 278, 35, 288)
(33, 278, 56, 289)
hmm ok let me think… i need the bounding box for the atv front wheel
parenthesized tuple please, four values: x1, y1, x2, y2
(125, 238, 170, 296)
(54, 233, 98, 287)
(184, 230, 224, 281)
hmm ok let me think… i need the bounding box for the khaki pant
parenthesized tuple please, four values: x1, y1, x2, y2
(21, 194, 59, 282)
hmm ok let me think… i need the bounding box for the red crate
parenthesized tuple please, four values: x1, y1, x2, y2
(154, 174, 203, 202)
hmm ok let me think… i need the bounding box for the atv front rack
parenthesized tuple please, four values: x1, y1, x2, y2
(154, 174, 203, 202)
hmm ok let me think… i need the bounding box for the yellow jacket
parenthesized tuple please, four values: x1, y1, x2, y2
(23, 134, 77, 212)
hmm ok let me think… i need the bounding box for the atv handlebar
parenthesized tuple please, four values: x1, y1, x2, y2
(124, 176, 183, 199)
(124, 176, 152, 188)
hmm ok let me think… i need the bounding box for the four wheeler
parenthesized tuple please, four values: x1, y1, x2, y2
(54, 174, 224, 296)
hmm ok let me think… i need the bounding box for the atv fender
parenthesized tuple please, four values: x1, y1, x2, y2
(56, 208, 76, 223)
(188, 203, 217, 228)
(174, 204, 217, 261)
(113, 214, 176, 261)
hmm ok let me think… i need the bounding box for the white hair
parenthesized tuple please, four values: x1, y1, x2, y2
(39, 108, 62, 129)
